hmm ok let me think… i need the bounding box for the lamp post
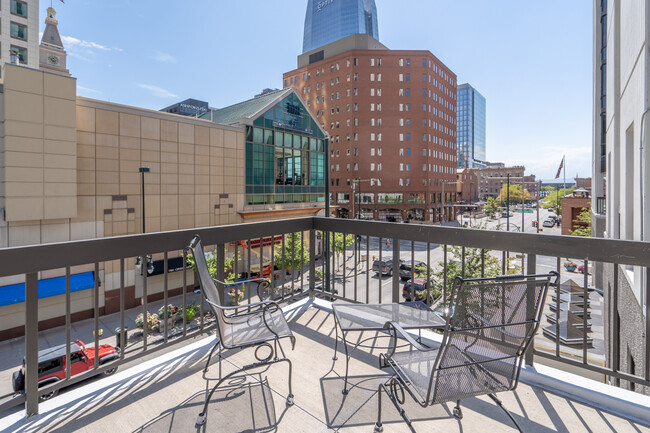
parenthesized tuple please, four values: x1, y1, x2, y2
(137, 167, 153, 275)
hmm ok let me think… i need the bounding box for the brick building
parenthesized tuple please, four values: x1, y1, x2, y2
(475, 164, 525, 200)
(283, 34, 458, 222)
(456, 168, 478, 203)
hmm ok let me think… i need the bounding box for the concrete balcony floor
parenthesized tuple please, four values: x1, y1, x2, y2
(1, 299, 649, 433)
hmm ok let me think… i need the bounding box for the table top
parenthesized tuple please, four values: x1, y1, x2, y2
(332, 302, 446, 332)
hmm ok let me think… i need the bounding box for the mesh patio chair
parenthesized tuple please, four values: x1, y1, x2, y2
(374, 271, 558, 433)
(187, 235, 296, 427)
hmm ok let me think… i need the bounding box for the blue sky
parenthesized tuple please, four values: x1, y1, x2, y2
(45, 1, 592, 180)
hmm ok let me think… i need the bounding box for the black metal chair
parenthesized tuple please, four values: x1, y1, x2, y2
(374, 272, 558, 432)
(187, 235, 296, 427)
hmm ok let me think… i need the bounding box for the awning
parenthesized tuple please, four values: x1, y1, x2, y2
(0, 272, 95, 307)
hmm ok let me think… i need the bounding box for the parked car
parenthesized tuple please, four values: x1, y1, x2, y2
(542, 218, 556, 228)
(399, 259, 426, 280)
(501, 211, 513, 218)
(372, 256, 402, 276)
(12, 339, 119, 401)
(402, 278, 430, 302)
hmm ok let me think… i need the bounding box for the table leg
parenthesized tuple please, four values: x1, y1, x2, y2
(333, 314, 339, 361)
(342, 329, 350, 395)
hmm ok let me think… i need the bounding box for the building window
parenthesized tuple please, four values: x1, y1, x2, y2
(405, 104, 410, 112)
(10, 45, 27, 63)
(406, 58, 411, 67)
(406, 89, 410, 97)
(11, 0, 27, 17)
(405, 74, 411, 82)
(377, 148, 382, 156)
(10, 22, 27, 40)
(406, 133, 411, 141)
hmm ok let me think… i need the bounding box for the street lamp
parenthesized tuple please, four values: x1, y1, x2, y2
(137, 167, 153, 275)
(352, 178, 377, 220)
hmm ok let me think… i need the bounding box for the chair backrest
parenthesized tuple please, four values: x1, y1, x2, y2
(429, 272, 556, 406)
(187, 235, 227, 337)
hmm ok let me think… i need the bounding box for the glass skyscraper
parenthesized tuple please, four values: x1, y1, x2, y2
(456, 83, 486, 169)
(303, 0, 379, 53)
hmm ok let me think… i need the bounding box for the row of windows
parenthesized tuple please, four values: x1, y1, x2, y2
(331, 191, 457, 204)
(330, 162, 455, 174)
(330, 147, 454, 161)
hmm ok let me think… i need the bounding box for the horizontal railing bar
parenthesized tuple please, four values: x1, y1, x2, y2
(534, 349, 650, 388)
(313, 218, 650, 267)
(0, 393, 26, 414)
(0, 218, 314, 276)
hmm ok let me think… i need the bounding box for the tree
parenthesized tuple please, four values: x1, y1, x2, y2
(186, 249, 240, 284)
(273, 232, 310, 272)
(496, 184, 531, 204)
(319, 231, 355, 278)
(484, 197, 498, 218)
(571, 208, 592, 237)
(540, 186, 574, 209)
(428, 247, 522, 305)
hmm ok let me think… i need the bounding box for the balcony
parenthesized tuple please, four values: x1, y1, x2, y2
(0, 217, 649, 431)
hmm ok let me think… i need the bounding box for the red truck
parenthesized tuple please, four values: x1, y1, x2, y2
(12, 339, 119, 400)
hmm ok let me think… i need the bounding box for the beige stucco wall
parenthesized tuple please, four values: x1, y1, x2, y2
(2, 64, 77, 223)
(0, 66, 245, 334)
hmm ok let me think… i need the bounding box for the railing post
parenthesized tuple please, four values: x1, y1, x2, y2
(25, 272, 39, 416)
(392, 238, 400, 303)
(217, 244, 225, 303)
(525, 254, 537, 367)
(309, 229, 316, 300)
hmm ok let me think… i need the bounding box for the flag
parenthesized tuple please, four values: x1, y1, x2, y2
(555, 156, 564, 179)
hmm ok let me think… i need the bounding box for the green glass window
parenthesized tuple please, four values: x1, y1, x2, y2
(253, 127, 263, 143)
(264, 129, 274, 145)
(10, 22, 27, 40)
(11, 0, 27, 17)
(275, 131, 283, 147)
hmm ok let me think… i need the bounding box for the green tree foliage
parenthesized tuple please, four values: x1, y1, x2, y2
(484, 197, 498, 218)
(571, 208, 592, 237)
(428, 247, 522, 305)
(540, 186, 574, 209)
(497, 184, 531, 204)
(273, 232, 310, 272)
(186, 249, 240, 283)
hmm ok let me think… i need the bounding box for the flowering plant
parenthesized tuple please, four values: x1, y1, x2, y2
(564, 261, 578, 270)
(135, 312, 159, 330)
(228, 283, 245, 302)
(157, 304, 181, 319)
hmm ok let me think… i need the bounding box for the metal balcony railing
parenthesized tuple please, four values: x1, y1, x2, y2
(0, 217, 648, 417)
(596, 196, 606, 215)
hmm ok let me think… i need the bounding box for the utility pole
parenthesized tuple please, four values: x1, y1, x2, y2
(506, 173, 510, 232)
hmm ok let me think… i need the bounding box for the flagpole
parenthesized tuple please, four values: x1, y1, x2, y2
(563, 154, 566, 205)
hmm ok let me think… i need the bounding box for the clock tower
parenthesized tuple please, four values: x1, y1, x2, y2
(39, 8, 70, 77)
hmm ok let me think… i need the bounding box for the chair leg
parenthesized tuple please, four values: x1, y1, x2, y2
(374, 383, 384, 433)
(488, 393, 523, 433)
(453, 400, 463, 420)
(285, 358, 295, 406)
(204, 339, 221, 373)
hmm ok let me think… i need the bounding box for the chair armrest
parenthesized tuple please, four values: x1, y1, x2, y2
(383, 321, 436, 359)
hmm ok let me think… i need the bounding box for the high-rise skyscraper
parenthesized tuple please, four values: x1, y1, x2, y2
(456, 83, 486, 169)
(303, 0, 379, 54)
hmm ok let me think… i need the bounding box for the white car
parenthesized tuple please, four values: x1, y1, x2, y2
(542, 218, 555, 228)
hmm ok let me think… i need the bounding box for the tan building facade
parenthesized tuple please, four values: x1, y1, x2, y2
(0, 64, 324, 340)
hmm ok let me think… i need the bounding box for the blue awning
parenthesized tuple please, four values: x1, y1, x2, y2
(0, 272, 95, 307)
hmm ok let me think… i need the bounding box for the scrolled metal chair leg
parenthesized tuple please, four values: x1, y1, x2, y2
(204, 339, 221, 373)
(488, 393, 523, 433)
(453, 400, 463, 420)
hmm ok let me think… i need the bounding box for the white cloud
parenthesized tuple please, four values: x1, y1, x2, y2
(152, 51, 176, 63)
(77, 85, 101, 95)
(61, 35, 112, 51)
(137, 83, 178, 99)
